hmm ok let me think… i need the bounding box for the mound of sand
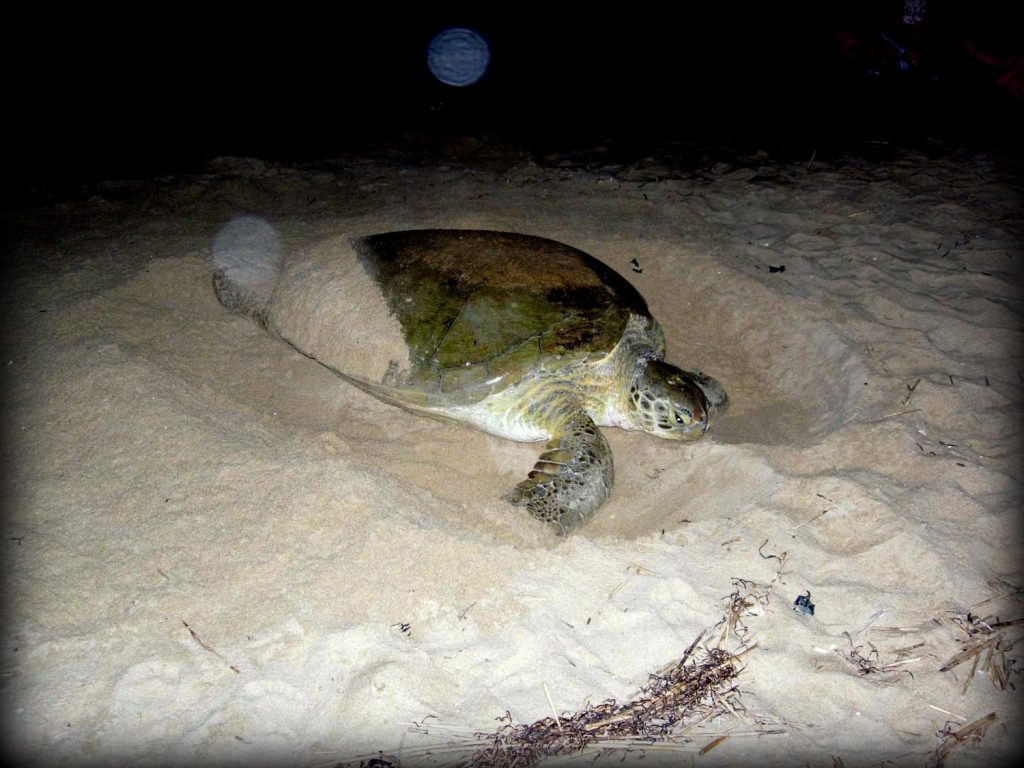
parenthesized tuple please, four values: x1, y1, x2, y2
(2, 143, 1021, 766)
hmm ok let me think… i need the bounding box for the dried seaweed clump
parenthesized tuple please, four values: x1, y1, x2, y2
(345, 548, 793, 768)
(834, 633, 923, 681)
(460, 637, 743, 768)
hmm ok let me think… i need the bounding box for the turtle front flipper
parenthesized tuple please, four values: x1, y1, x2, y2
(685, 368, 729, 414)
(504, 411, 613, 535)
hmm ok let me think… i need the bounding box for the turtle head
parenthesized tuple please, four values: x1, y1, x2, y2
(628, 360, 710, 441)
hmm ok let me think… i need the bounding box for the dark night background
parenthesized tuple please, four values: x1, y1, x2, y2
(4, 2, 1023, 194)
(0, 5, 1022, 763)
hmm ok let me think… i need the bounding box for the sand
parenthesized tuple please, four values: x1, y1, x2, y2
(2, 140, 1022, 766)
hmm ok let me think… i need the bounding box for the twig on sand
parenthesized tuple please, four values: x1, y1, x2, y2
(927, 704, 966, 722)
(851, 609, 886, 642)
(698, 734, 729, 754)
(790, 509, 828, 531)
(182, 620, 240, 674)
(861, 407, 922, 424)
(968, 577, 1024, 612)
(901, 378, 922, 407)
(542, 682, 563, 732)
(607, 562, 656, 599)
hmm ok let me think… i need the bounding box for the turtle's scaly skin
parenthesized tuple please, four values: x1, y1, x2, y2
(212, 229, 725, 534)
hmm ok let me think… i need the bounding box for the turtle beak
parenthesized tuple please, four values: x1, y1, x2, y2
(697, 409, 710, 437)
(684, 383, 710, 438)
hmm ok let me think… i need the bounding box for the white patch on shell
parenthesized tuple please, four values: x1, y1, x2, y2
(267, 235, 411, 383)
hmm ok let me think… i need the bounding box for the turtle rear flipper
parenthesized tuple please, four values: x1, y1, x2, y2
(505, 411, 613, 535)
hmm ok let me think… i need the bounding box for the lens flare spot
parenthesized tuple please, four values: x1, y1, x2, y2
(427, 27, 490, 87)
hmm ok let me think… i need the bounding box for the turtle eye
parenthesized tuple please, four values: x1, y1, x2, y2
(674, 409, 692, 425)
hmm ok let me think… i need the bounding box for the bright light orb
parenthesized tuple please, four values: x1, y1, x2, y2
(427, 27, 490, 87)
(212, 216, 282, 286)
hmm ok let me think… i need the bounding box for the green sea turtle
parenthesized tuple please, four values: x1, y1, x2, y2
(213, 227, 726, 534)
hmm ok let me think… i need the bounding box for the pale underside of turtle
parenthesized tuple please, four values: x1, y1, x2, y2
(213, 228, 726, 534)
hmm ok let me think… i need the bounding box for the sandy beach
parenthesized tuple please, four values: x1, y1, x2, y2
(2, 136, 1021, 766)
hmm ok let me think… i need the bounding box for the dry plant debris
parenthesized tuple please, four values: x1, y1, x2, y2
(927, 712, 999, 768)
(454, 636, 750, 768)
(341, 570, 1021, 767)
(712, 540, 788, 649)
(181, 619, 241, 674)
(937, 580, 1023, 694)
(342, 545, 792, 767)
(834, 634, 923, 681)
